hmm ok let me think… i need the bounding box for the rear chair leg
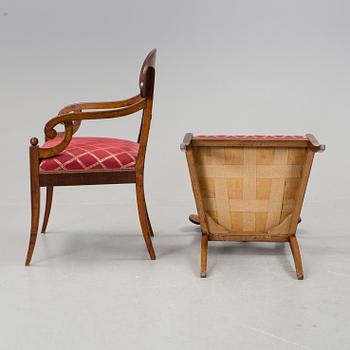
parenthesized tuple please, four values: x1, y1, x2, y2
(200, 234, 208, 278)
(289, 235, 304, 280)
(146, 211, 154, 237)
(136, 178, 156, 260)
(41, 186, 53, 233)
(142, 190, 154, 237)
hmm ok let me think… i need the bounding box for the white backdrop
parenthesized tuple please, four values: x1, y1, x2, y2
(1, 0, 349, 205)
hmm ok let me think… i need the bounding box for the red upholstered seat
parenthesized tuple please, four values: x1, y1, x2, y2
(40, 137, 139, 172)
(194, 135, 307, 139)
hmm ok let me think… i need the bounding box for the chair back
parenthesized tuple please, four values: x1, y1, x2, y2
(135, 49, 157, 169)
(139, 49, 156, 98)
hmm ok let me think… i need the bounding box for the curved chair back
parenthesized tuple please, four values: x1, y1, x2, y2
(139, 49, 156, 98)
(136, 49, 157, 169)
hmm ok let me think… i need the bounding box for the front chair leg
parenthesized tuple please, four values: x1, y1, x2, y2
(25, 184, 40, 266)
(25, 179, 40, 266)
(200, 234, 208, 278)
(25, 141, 41, 266)
(136, 178, 156, 260)
(289, 234, 304, 280)
(41, 186, 53, 233)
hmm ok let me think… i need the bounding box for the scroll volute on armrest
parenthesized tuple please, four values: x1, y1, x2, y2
(39, 120, 74, 159)
(55, 105, 82, 139)
(44, 96, 146, 140)
(39, 94, 145, 159)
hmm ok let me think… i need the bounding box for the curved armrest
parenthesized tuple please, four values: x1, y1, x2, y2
(36, 121, 74, 159)
(37, 98, 146, 159)
(54, 95, 143, 139)
(58, 94, 143, 114)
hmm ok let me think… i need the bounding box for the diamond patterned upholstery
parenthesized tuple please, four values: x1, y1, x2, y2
(194, 135, 307, 139)
(40, 137, 139, 172)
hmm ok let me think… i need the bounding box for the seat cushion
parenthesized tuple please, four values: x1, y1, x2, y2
(194, 135, 307, 139)
(40, 137, 139, 172)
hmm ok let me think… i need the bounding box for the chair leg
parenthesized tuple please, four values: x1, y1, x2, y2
(200, 234, 208, 278)
(141, 189, 154, 237)
(136, 178, 156, 260)
(289, 235, 304, 280)
(146, 210, 154, 237)
(41, 186, 53, 234)
(25, 179, 40, 266)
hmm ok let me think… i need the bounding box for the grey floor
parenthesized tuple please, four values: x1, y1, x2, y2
(0, 186, 349, 350)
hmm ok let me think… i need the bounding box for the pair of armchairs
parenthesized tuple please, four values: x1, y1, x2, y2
(25, 49, 324, 279)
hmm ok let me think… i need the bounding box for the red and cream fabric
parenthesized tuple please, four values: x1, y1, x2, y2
(194, 135, 307, 140)
(40, 137, 139, 172)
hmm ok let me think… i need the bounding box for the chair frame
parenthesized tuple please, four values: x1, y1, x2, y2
(181, 133, 325, 279)
(25, 49, 157, 266)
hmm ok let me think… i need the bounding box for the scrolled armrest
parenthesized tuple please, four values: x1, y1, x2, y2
(36, 120, 74, 159)
(51, 95, 143, 140)
(44, 97, 145, 145)
(39, 96, 145, 159)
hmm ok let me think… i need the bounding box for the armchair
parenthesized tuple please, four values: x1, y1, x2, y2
(25, 49, 157, 265)
(181, 133, 325, 279)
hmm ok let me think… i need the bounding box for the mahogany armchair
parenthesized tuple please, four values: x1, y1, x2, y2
(181, 133, 325, 279)
(25, 49, 157, 265)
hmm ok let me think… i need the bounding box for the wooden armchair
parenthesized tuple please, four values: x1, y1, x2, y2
(181, 133, 325, 279)
(25, 49, 157, 265)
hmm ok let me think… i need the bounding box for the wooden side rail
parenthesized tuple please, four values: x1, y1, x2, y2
(181, 133, 325, 153)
